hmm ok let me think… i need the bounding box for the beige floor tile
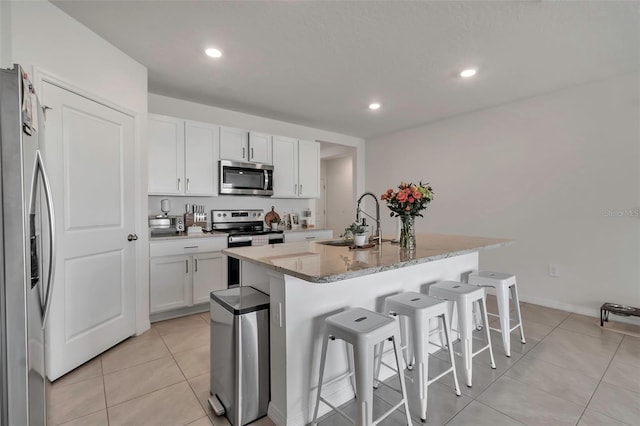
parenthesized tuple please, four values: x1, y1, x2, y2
(446, 401, 525, 426)
(47, 376, 106, 425)
(174, 344, 210, 379)
(104, 356, 185, 407)
(504, 355, 600, 406)
(101, 327, 170, 374)
(50, 356, 102, 388)
(602, 356, 640, 394)
(519, 303, 570, 327)
(526, 328, 617, 379)
(577, 409, 630, 426)
(57, 409, 108, 426)
(187, 416, 214, 426)
(559, 313, 624, 342)
(108, 381, 204, 426)
(248, 416, 275, 426)
(588, 381, 640, 425)
(613, 335, 640, 368)
(477, 375, 583, 426)
(153, 313, 208, 336)
(490, 317, 554, 343)
(200, 312, 211, 323)
(188, 373, 227, 423)
(162, 324, 209, 354)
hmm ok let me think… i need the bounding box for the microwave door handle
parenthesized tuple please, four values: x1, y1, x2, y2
(264, 169, 270, 191)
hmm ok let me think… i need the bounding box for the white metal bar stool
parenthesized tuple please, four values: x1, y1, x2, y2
(468, 271, 525, 357)
(375, 292, 461, 422)
(428, 281, 496, 387)
(311, 307, 412, 426)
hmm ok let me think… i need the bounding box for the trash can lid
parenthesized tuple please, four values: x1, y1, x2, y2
(210, 286, 270, 315)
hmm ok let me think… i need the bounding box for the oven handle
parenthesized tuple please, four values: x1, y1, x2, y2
(229, 235, 253, 244)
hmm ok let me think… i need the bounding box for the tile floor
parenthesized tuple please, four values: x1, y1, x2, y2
(47, 299, 640, 426)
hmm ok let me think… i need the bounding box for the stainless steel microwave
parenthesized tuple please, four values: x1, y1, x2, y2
(219, 160, 274, 196)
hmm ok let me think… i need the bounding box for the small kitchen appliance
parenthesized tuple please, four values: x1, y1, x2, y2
(219, 160, 273, 196)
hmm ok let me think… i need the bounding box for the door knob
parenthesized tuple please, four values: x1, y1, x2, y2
(127, 234, 138, 241)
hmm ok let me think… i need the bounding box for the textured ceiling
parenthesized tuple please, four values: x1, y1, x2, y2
(52, 1, 639, 139)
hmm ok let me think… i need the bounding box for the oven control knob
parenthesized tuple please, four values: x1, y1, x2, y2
(216, 213, 221, 217)
(223, 213, 227, 217)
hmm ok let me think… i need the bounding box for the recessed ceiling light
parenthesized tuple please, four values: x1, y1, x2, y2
(460, 68, 477, 78)
(205, 48, 223, 58)
(369, 103, 381, 110)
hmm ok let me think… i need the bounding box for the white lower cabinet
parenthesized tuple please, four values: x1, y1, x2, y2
(284, 229, 333, 243)
(150, 238, 227, 314)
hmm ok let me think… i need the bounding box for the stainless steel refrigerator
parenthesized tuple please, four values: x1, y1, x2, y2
(0, 64, 56, 425)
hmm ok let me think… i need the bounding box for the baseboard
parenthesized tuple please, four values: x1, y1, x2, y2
(267, 402, 286, 426)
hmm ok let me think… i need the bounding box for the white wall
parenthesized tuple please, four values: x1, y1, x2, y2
(366, 73, 640, 321)
(9, 0, 150, 332)
(0, 1, 12, 68)
(148, 93, 366, 226)
(324, 156, 356, 237)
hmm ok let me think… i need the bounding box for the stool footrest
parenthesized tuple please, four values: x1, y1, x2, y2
(428, 366, 455, 385)
(373, 400, 407, 426)
(323, 371, 354, 388)
(472, 343, 491, 358)
(319, 397, 354, 425)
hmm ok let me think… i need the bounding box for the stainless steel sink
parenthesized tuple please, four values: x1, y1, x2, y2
(317, 238, 394, 247)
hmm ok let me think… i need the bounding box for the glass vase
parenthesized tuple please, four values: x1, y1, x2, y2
(399, 215, 416, 250)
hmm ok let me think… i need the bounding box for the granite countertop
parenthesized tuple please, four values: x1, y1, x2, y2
(282, 228, 332, 233)
(223, 233, 513, 283)
(150, 230, 228, 241)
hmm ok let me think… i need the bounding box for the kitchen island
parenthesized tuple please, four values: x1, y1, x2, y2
(223, 233, 511, 426)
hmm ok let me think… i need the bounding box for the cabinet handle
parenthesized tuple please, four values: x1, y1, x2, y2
(251, 147, 254, 159)
(305, 236, 316, 240)
(195, 258, 198, 272)
(186, 259, 188, 274)
(294, 183, 297, 194)
(177, 178, 181, 190)
(184, 246, 198, 249)
(242, 147, 246, 159)
(300, 184, 303, 195)
(187, 178, 190, 191)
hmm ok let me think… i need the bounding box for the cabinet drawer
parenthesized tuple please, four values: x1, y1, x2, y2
(150, 237, 227, 257)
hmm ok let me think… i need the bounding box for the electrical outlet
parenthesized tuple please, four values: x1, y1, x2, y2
(549, 264, 560, 277)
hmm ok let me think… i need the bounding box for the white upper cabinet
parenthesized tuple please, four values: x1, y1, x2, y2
(220, 126, 272, 164)
(297, 139, 320, 198)
(148, 114, 219, 196)
(148, 115, 185, 195)
(272, 136, 320, 198)
(272, 135, 298, 197)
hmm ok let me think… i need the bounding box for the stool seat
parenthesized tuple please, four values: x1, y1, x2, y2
(429, 281, 496, 387)
(468, 270, 525, 357)
(377, 292, 461, 422)
(312, 307, 412, 426)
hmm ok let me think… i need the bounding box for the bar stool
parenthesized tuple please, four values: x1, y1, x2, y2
(428, 281, 496, 387)
(375, 292, 461, 422)
(311, 307, 412, 426)
(468, 271, 525, 357)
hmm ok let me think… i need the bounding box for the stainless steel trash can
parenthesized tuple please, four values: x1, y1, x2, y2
(209, 286, 270, 426)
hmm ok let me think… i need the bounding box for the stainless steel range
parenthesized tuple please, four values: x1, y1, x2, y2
(211, 209, 284, 287)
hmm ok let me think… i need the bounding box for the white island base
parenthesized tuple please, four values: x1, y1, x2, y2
(239, 250, 480, 426)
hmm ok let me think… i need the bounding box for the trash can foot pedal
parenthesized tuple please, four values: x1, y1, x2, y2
(208, 394, 225, 416)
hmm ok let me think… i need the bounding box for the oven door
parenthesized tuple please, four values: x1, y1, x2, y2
(219, 160, 273, 196)
(227, 235, 252, 287)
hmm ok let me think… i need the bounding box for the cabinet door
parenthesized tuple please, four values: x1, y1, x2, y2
(150, 255, 191, 313)
(272, 135, 299, 198)
(192, 252, 226, 304)
(297, 140, 320, 198)
(248, 132, 272, 164)
(148, 115, 185, 194)
(220, 126, 249, 162)
(185, 121, 219, 195)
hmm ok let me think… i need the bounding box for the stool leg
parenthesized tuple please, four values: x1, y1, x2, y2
(312, 333, 331, 425)
(480, 297, 497, 369)
(495, 284, 512, 357)
(346, 342, 357, 395)
(373, 340, 384, 389)
(411, 314, 429, 421)
(353, 344, 374, 426)
(510, 283, 526, 344)
(391, 333, 413, 426)
(458, 299, 474, 387)
(442, 311, 462, 397)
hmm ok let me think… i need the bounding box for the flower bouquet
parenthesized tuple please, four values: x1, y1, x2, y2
(381, 182, 434, 249)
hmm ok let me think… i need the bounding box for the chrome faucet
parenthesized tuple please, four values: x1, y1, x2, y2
(356, 192, 381, 245)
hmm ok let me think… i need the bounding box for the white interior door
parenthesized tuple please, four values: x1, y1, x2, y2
(41, 82, 137, 381)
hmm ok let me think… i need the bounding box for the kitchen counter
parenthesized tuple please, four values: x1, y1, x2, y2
(223, 233, 511, 283)
(224, 233, 512, 426)
(149, 230, 228, 241)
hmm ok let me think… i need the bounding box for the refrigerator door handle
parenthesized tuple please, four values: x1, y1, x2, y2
(31, 150, 56, 328)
